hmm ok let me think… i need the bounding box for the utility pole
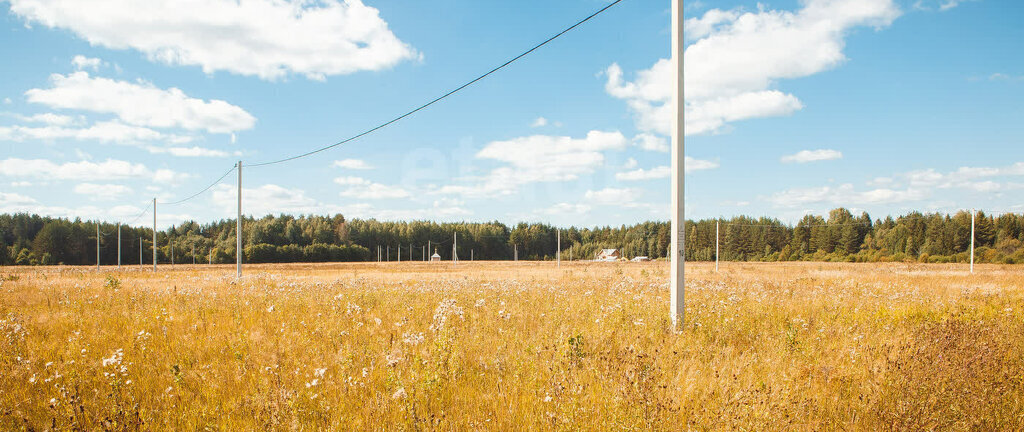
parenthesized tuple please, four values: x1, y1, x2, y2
(514, 244, 518, 262)
(970, 209, 976, 274)
(410, 244, 413, 261)
(427, 241, 431, 262)
(387, 245, 390, 262)
(236, 160, 242, 279)
(715, 220, 719, 273)
(398, 244, 401, 263)
(453, 232, 458, 265)
(670, 0, 685, 330)
(557, 229, 561, 268)
(96, 223, 100, 270)
(117, 223, 121, 269)
(139, 238, 143, 269)
(152, 198, 157, 271)
(471, 249, 474, 261)
(422, 245, 425, 261)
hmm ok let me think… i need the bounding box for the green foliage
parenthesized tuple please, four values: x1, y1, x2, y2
(2, 209, 1024, 265)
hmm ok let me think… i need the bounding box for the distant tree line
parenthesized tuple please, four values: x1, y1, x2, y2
(2, 208, 1023, 266)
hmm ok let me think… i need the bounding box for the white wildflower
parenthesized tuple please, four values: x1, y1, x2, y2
(392, 387, 407, 400)
(402, 332, 425, 346)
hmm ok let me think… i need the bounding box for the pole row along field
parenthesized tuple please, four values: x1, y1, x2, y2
(4, 209, 1024, 266)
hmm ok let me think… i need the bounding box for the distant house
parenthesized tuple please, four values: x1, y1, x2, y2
(430, 249, 442, 262)
(596, 249, 620, 261)
(631, 256, 650, 262)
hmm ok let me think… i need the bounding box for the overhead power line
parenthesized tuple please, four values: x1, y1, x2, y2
(249, 0, 626, 168)
(158, 165, 237, 206)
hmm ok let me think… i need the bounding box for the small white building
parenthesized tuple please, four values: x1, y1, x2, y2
(596, 249, 620, 261)
(430, 249, 441, 262)
(631, 256, 650, 262)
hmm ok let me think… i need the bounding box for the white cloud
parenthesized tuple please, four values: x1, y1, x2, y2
(914, 0, 978, 11)
(10, 181, 32, 187)
(334, 176, 372, 186)
(780, 149, 843, 163)
(686, 156, 720, 172)
(0, 157, 189, 182)
(438, 131, 628, 198)
(73, 183, 132, 201)
(334, 176, 409, 199)
(769, 184, 927, 207)
(617, 166, 670, 181)
(531, 117, 548, 128)
(539, 202, 591, 215)
(605, 0, 900, 136)
(618, 158, 718, 180)
(211, 183, 341, 217)
(340, 183, 410, 200)
(71, 55, 103, 71)
(8, 0, 418, 81)
(338, 200, 471, 221)
(145, 146, 228, 157)
(2, 98, 11, 105)
(0, 120, 193, 145)
(333, 158, 373, 170)
(768, 161, 1024, 208)
(623, 158, 638, 169)
(13, 112, 80, 126)
(584, 187, 642, 206)
(25, 71, 255, 133)
(632, 133, 668, 152)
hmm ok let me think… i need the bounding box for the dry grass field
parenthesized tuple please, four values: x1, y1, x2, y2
(2, 261, 1023, 430)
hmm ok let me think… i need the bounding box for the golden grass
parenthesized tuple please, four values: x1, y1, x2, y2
(2, 261, 1023, 430)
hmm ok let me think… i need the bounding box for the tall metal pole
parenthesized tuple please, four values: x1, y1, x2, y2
(557, 229, 561, 268)
(96, 223, 100, 270)
(514, 244, 518, 262)
(152, 198, 157, 271)
(715, 220, 719, 273)
(453, 232, 458, 264)
(398, 244, 401, 263)
(117, 223, 121, 269)
(140, 238, 143, 268)
(670, 0, 685, 330)
(970, 209, 975, 274)
(236, 161, 242, 279)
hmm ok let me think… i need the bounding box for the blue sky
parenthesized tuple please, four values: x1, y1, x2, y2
(0, 0, 1021, 229)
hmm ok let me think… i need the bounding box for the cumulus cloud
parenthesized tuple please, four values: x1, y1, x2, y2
(781, 149, 843, 163)
(584, 187, 642, 206)
(632, 133, 668, 152)
(333, 159, 373, 170)
(0, 157, 189, 182)
(769, 162, 1024, 208)
(617, 166, 670, 181)
(25, 71, 255, 134)
(531, 117, 548, 128)
(73, 183, 132, 201)
(211, 183, 344, 217)
(605, 0, 900, 136)
(71, 55, 103, 71)
(437, 131, 628, 198)
(0, 120, 193, 145)
(769, 184, 927, 207)
(334, 176, 409, 199)
(8, 0, 418, 80)
(145, 146, 229, 157)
